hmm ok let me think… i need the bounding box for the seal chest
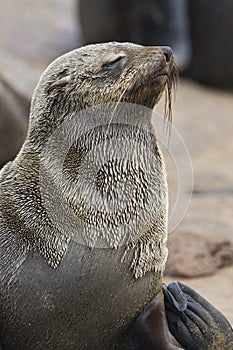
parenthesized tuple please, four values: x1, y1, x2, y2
(0, 42, 178, 349)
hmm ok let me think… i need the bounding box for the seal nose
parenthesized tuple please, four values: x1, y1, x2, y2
(161, 46, 173, 62)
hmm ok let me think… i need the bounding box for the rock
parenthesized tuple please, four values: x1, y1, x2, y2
(165, 232, 233, 278)
(211, 241, 233, 269)
(165, 232, 216, 277)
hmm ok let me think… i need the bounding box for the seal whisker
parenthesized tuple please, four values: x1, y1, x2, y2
(164, 61, 179, 137)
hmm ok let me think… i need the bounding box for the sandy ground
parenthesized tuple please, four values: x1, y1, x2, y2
(0, 0, 232, 325)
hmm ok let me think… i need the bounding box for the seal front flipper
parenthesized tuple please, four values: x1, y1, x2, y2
(163, 281, 233, 350)
(125, 291, 183, 349)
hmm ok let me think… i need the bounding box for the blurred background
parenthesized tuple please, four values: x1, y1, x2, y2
(0, 0, 232, 323)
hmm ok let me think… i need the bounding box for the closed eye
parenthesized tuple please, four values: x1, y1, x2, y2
(101, 55, 126, 70)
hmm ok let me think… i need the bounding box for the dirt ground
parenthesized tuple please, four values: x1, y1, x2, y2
(0, 0, 232, 325)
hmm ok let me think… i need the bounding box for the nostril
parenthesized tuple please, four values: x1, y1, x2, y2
(160, 46, 173, 62)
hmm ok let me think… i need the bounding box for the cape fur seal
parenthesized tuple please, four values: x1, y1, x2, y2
(0, 42, 232, 349)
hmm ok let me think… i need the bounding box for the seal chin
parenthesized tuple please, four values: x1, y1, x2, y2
(155, 74, 169, 85)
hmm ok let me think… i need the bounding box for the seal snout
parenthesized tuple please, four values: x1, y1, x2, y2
(160, 46, 173, 62)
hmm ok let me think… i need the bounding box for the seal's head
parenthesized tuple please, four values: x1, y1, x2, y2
(28, 42, 178, 145)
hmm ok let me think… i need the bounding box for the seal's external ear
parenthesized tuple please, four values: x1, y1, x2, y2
(47, 75, 71, 93)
